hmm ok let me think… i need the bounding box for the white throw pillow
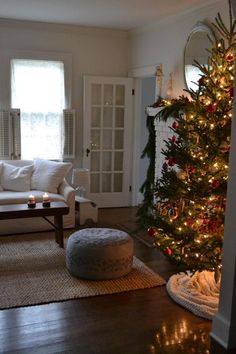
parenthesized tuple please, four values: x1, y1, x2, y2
(1, 163, 34, 191)
(31, 159, 72, 193)
(0, 162, 3, 191)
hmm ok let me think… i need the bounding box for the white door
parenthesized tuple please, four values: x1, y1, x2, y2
(83, 75, 133, 208)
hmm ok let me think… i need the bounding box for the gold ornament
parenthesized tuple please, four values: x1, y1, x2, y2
(176, 169, 187, 180)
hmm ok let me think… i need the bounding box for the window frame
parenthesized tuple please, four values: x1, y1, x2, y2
(6, 50, 73, 161)
(9, 50, 72, 110)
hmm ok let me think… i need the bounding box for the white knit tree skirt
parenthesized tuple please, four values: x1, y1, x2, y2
(166, 271, 220, 320)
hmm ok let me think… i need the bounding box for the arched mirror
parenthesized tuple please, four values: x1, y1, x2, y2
(184, 21, 216, 91)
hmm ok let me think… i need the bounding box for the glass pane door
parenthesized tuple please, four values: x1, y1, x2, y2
(83, 76, 133, 208)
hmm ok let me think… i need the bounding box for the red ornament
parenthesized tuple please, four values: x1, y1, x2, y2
(208, 218, 221, 232)
(163, 247, 172, 256)
(228, 87, 234, 98)
(211, 179, 220, 189)
(167, 157, 177, 166)
(226, 53, 234, 63)
(171, 135, 177, 143)
(172, 121, 178, 129)
(147, 227, 156, 237)
(187, 165, 196, 174)
(219, 142, 230, 153)
(203, 217, 210, 225)
(207, 103, 216, 113)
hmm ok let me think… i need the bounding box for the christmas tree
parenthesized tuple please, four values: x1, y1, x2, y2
(142, 2, 236, 274)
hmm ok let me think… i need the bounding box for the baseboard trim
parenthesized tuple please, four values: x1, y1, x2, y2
(211, 313, 236, 350)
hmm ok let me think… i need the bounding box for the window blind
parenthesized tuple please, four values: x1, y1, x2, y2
(63, 109, 75, 159)
(0, 109, 21, 160)
(0, 108, 75, 161)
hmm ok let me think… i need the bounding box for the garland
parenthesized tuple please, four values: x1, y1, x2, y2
(136, 97, 164, 228)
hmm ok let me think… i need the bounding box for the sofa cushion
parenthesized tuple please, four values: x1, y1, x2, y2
(0, 190, 66, 205)
(1, 163, 34, 192)
(31, 159, 72, 193)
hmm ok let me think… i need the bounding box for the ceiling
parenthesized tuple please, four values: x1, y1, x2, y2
(0, 0, 219, 30)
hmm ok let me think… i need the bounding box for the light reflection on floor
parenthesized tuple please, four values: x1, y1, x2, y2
(148, 319, 211, 353)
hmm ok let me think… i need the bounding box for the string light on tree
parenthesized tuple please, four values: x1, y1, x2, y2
(138, 1, 236, 275)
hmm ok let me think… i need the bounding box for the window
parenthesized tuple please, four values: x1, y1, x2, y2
(11, 59, 65, 160)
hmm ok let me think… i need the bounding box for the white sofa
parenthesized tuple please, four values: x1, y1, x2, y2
(0, 159, 75, 235)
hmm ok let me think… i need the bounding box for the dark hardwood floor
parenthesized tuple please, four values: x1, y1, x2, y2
(0, 207, 234, 353)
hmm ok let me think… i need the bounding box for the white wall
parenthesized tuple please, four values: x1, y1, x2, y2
(0, 19, 130, 166)
(129, 0, 228, 97)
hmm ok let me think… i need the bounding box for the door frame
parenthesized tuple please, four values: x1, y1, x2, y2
(129, 64, 158, 206)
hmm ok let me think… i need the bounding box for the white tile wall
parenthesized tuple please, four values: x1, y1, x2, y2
(154, 118, 173, 180)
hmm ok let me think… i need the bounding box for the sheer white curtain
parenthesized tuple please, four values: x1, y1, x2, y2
(11, 59, 65, 160)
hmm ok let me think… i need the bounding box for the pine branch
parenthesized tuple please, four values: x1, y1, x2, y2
(215, 13, 229, 37)
(212, 1, 236, 44)
(156, 96, 190, 122)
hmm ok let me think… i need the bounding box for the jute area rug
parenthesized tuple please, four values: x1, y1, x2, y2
(0, 231, 165, 310)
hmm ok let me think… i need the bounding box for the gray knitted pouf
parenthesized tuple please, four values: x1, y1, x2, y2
(66, 228, 134, 280)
